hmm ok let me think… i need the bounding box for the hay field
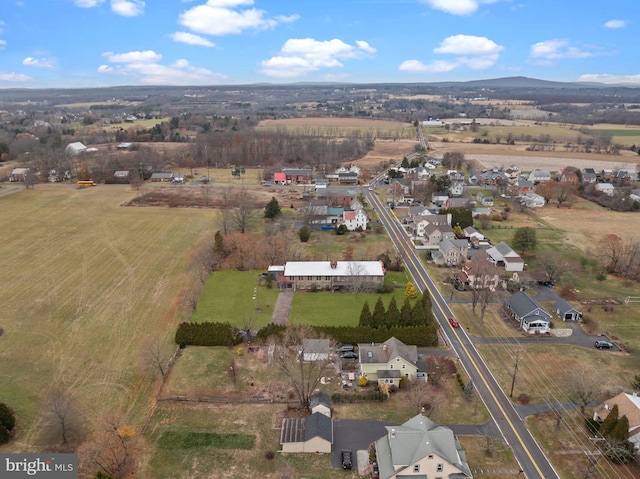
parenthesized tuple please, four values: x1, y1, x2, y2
(0, 184, 214, 448)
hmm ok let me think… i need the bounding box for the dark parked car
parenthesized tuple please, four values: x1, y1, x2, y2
(595, 340, 613, 349)
(341, 449, 353, 469)
(340, 351, 358, 360)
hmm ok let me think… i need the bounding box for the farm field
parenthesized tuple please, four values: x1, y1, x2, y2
(0, 184, 214, 451)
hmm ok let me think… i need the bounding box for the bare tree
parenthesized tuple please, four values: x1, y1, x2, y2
(538, 250, 573, 284)
(39, 387, 82, 445)
(567, 368, 600, 416)
(79, 414, 142, 479)
(272, 325, 335, 411)
(141, 338, 171, 378)
(231, 188, 255, 234)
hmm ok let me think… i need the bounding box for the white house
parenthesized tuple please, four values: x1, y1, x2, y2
(528, 169, 551, 184)
(342, 207, 368, 231)
(595, 183, 615, 196)
(65, 142, 88, 156)
(486, 242, 524, 272)
(521, 192, 545, 208)
(374, 414, 473, 479)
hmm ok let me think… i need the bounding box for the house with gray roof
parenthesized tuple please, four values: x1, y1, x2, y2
(280, 412, 333, 453)
(505, 291, 551, 334)
(553, 299, 582, 321)
(374, 413, 473, 479)
(309, 391, 331, 417)
(359, 337, 418, 385)
(432, 239, 469, 266)
(421, 223, 455, 247)
(528, 169, 551, 184)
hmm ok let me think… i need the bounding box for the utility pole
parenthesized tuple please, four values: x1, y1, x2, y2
(509, 350, 520, 398)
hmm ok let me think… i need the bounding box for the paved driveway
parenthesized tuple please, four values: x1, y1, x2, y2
(331, 419, 396, 469)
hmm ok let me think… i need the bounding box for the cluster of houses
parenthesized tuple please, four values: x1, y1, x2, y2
(304, 195, 369, 231)
(272, 165, 362, 186)
(280, 336, 474, 478)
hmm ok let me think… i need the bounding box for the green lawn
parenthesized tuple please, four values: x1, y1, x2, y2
(288, 271, 414, 326)
(158, 431, 255, 449)
(190, 270, 280, 329)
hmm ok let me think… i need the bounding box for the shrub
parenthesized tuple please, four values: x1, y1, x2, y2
(0, 403, 15, 431)
(174, 322, 241, 346)
(0, 425, 9, 445)
(517, 393, 530, 405)
(264, 451, 275, 460)
(358, 376, 368, 387)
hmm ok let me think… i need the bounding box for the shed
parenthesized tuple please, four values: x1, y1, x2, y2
(553, 299, 582, 321)
(65, 142, 88, 156)
(280, 412, 333, 453)
(150, 172, 174, 182)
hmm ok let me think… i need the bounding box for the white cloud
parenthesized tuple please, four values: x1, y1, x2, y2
(578, 73, 640, 85)
(98, 49, 226, 84)
(111, 0, 145, 17)
(74, 0, 105, 7)
(169, 31, 215, 47)
(400, 34, 502, 74)
(0, 71, 33, 82)
(179, 0, 298, 35)
(102, 50, 161, 63)
(421, 0, 500, 16)
(0, 40, 6, 50)
(604, 19, 626, 29)
(399, 59, 458, 73)
(530, 39, 592, 61)
(22, 57, 54, 69)
(259, 38, 376, 78)
(434, 34, 503, 55)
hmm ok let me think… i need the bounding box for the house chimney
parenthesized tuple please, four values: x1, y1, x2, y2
(421, 406, 426, 416)
(382, 344, 388, 351)
(330, 260, 337, 269)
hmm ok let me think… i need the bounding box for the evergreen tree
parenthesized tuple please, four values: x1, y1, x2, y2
(298, 225, 311, 242)
(420, 292, 435, 327)
(400, 297, 412, 326)
(359, 301, 373, 327)
(512, 227, 538, 255)
(372, 296, 386, 328)
(214, 230, 225, 257)
(411, 301, 425, 327)
(609, 415, 629, 442)
(599, 404, 619, 437)
(264, 197, 281, 218)
(386, 297, 400, 327)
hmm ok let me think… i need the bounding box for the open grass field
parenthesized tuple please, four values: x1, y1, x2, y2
(0, 183, 214, 450)
(257, 117, 416, 140)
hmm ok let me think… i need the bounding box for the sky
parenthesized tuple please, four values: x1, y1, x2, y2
(0, 0, 639, 88)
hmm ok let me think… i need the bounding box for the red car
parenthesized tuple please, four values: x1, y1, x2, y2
(448, 316, 460, 328)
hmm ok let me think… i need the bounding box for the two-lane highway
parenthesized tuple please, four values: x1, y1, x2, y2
(365, 189, 559, 479)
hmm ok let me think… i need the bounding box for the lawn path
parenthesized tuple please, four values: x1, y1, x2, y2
(271, 290, 293, 325)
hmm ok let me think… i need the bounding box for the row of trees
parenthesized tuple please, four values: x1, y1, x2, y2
(358, 291, 438, 343)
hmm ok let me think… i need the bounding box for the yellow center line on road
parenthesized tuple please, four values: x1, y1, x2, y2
(371, 192, 548, 479)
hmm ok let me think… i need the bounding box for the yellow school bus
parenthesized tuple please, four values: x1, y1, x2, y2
(77, 180, 97, 187)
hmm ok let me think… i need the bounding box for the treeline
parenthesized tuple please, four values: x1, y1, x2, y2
(356, 291, 439, 346)
(196, 129, 375, 169)
(176, 320, 438, 348)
